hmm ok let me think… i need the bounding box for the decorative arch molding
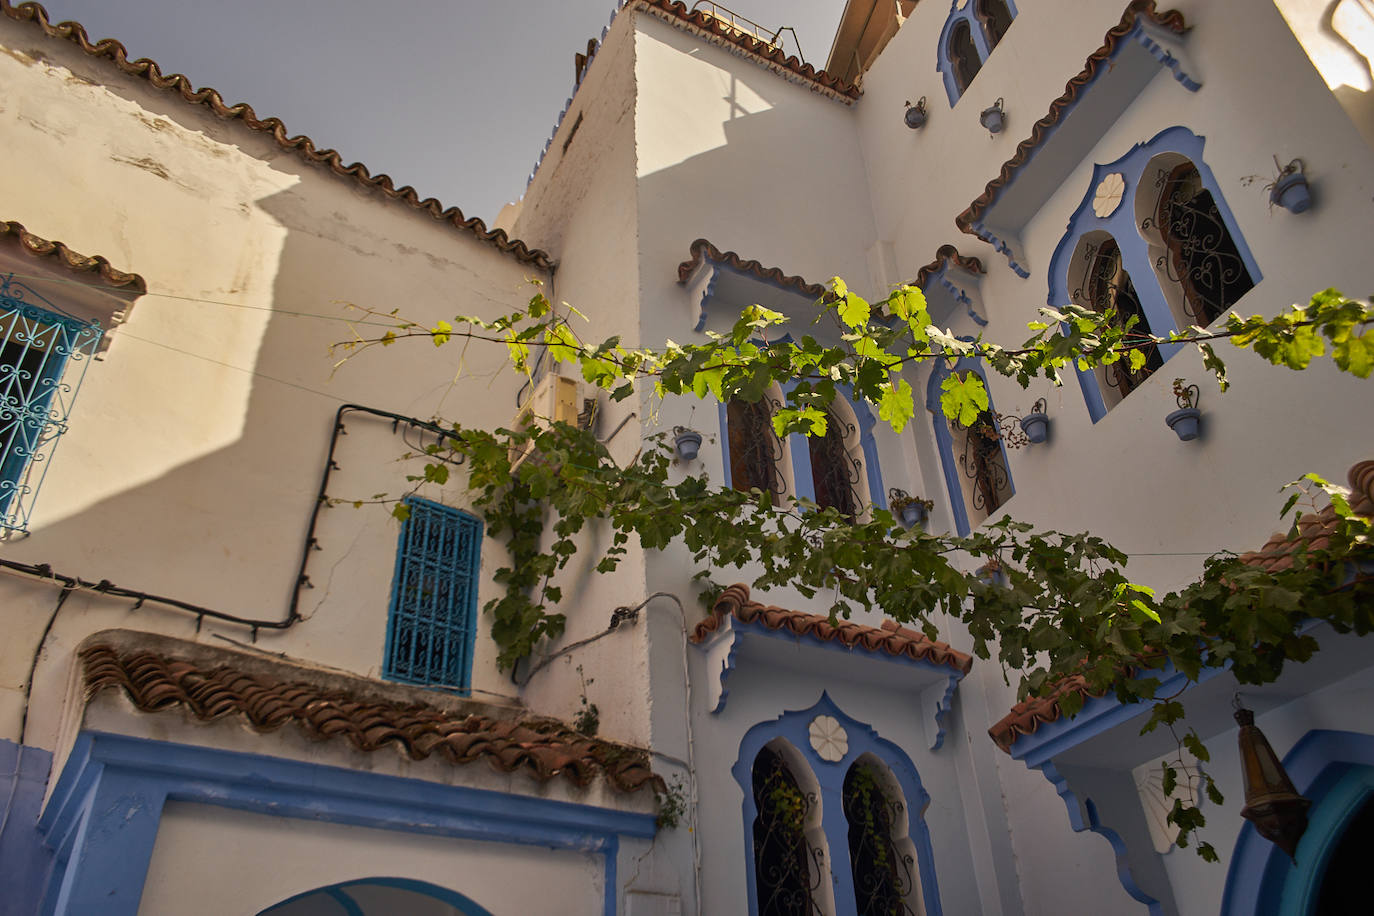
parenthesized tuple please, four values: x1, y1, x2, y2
(1222, 729, 1374, 916)
(733, 692, 943, 916)
(935, 0, 1019, 105)
(259, 877, 498, 916)
(925, 354, 1014, 536)
(914, 244, 989, 328)
(1046, 126, 1262, 422)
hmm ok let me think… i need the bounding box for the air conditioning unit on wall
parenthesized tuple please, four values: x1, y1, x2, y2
(509, 373, 597, 472)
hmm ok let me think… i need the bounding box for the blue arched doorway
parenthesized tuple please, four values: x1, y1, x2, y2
(258, 877, 496, 916)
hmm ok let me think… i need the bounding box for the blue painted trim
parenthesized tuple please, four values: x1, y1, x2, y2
(1037, 762, 1163, 916)
(851, 397, 887, 513)
(925, 354, 1014, 537)
(1278, 767, 1374, 915)
(967, 16, 1202, 277)
(692, 260, 724, 333)
(0, 739, 56, 916)
(717, 397, 735, 490)
(734, 692, 943, 916)
(1045, 126, 1261, 424)
(1223, 730, 1374, 916)
(39, 731, 656, 916)
(603, 836, 619, 916)
(788, 429, 816, 503)
(923, 261, 989, 327)
(261, 878, 497, 916)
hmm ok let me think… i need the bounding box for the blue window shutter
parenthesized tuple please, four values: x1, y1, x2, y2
(383, 498, 482, 691)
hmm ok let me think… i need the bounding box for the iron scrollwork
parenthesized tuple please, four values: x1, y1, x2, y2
(728, 395, 788, 503)
(843, 763, 919, 916)
(1141, 164, 1255, 326)
(809, 411, 862, 520)
(752, 747, 825, 916)
(951, 408, 1010, 514)
(1072, 239, 1161, 399)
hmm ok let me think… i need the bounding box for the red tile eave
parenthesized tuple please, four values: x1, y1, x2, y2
(913, 244, 985, 289)
(79, 642, 662, 794)
(691, 583, 974, 675)
(988, 458, 1374, 754)
(0, 1, 553, 271)
(1, 219, 146, 295)
(954, 0, 1188, 238)
(676, 238, 833, 301)
(635, 1, 861, 102)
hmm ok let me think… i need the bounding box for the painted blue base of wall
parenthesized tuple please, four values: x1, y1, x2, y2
(36, 731, 658, 916)
(0, 738, 54, 916)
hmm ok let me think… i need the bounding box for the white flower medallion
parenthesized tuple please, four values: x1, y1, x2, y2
(1093, 172, 1126, 218)
(809, 715, 849, 762)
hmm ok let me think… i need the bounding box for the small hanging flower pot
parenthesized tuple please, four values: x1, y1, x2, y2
(1165, 379, 1202, 441)
(980, 98, 1005, 135)
(887, 488, 933, 529)
(673, 425, 703, 461)
(904, 97, 928, 130)
(1018, 397, 1049, 444)
(1269, 159, 1311, 214)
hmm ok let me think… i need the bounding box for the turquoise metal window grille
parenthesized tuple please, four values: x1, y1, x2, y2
(0, 274, 102, 534)
(383, 497, 482, 690)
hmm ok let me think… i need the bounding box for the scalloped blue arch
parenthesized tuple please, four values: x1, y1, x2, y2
(733, 692, 943, 916)
(260, 877, 497, 916)
(925, 354, 1014, 536)
(936, 0, 1018, 105)
(1222, 729, 1374, 916)
(1046, 126, 1263, 423)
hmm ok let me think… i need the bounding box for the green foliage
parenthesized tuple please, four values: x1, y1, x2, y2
(346, 284, 1374, 858)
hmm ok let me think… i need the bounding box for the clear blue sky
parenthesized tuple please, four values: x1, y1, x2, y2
(41, 1, 846, 224)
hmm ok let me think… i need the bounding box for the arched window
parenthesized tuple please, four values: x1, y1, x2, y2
(807, 406, 866, 521)
(1141, 158, 1256, 327)
(927, 360, 1014, 536)
(1047, 127, 1263, 423)
(948, 20, 982, 95)
(1071, 234, 1163, 408)
(727, 396, 786, 504)
(937, 0, 1018, 104)
(976, 0, 1014, 48)
(751, 743, 825, 916)
(843, 757, 922, 916)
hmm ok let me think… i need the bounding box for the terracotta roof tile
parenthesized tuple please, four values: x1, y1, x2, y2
(913, 244, 985, 289)
(1, 219, 146, 294)
(690, 583, 973, 674)
(955, 1, 1188, 241)
(636, 1, 860, 102)
(0, 1, 552, 270)
(988, 459, 1374, 753)
(676, 238, 832, 300)
(79, 642, 661, 794)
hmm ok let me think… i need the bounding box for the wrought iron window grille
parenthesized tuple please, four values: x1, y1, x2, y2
(950, 408, 1013, 514)
(751, 746, 826, 916)
(808, 411, 863, 521)
(1072, 239, 1163, 400)
(0, 274, 102, 535)
(383, 497, 482, 691)
(1141, 163, 1256, 327)
(727, 396, 787, 503)
(843, 762, 919, 916)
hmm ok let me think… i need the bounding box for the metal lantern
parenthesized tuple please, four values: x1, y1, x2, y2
(1235, 702, 1310, 860)
(904, 97, 928, 130)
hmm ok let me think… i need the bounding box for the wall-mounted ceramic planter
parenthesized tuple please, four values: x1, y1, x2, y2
(1019, 412, 1049, 444)
(673, 427, 702, 460)
(904, 97, 928, 130)
(900, 502, 929, 528)
(1270, 171, 1311, 214)
(1165, 407, 1201, 441)
(980, 98, 1005, 135)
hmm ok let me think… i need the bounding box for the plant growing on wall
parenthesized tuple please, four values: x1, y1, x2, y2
(337, 282, 1374, 858)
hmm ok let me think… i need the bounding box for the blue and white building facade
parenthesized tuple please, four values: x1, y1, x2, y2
(3, 0, 1374, 914)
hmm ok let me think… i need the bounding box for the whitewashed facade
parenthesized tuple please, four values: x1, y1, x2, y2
(2, 0, 1373, 914)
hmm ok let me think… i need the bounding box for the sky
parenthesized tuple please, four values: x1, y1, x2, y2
(41, 0, 848, 225)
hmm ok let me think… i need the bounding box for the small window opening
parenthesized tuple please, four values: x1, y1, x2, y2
(728, 398, 785, 504)
(843, 760, 920, 916)
(976, 0, 1014, 49)
(751, 745, 825, 916)
(1081, 238, 1162, 404)
(808, 410, 861, 521)
(949, 20, 983, 93)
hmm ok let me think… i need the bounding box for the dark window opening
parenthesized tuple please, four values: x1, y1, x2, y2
(949, 20, 982, 93)
(843, 762, 918, 916)
(1083, 238, 1163, 400)
(728, 398, 783, 503)
(1315, 794, 1374, 915)
(751, 746, 823, 916)
(808, 411, 860, 521)
(951, 403, 1010, 516)
(976, 0, 1014, 49)
(1150, 162, 1255, 326)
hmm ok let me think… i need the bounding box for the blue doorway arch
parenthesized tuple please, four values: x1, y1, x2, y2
(259, 877, 497, 916)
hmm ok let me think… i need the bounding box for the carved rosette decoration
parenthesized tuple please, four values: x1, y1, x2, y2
(809, 715, 849, 762)
(1093, 172, 1126, 218)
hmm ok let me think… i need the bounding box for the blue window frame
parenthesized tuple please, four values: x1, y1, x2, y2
(0, 275, 102, 533)
(383, 497, 482, 690)
(936, 0, 1018, 105)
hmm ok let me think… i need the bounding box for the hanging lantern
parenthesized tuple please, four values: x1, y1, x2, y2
(1235, 702, 1310, 860)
